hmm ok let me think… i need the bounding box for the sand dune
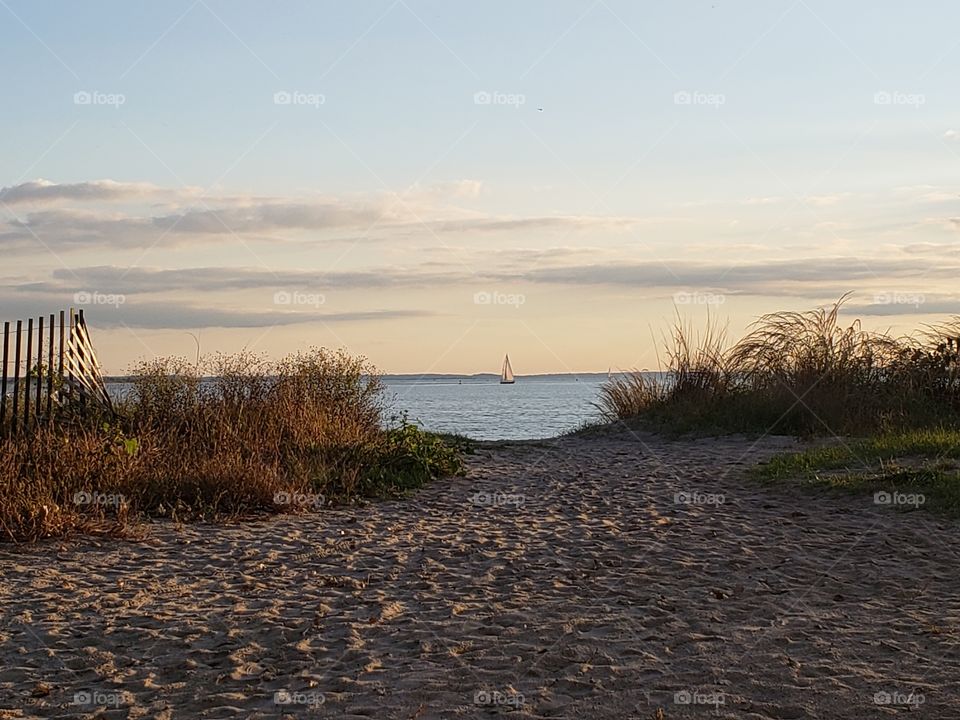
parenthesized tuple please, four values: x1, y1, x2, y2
(1, 429, 958, 718)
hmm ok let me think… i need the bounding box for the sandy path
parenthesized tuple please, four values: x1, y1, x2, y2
(1, 429, 959, 719)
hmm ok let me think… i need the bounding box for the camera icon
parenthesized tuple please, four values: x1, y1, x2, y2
(674, 492, 690, 505)
(274, 690, 293, 705)
(273, 290, 292, 305)
(474, 690, 491, 705)
(874, 91, 892, 105)
(73, 91, 92, 105)
(74, 290, 92, 304)
(73, 491, 93, 505)
(874, 691, 892, 705)
(673, 91, 692, 105)
(874, 491, 891, 505)
(474, 91, 492, 105)
(274, 91, 292, 105)
(674, 690, 692, 704)
(72, 691, 93, 705)
(473, 291, 492, 305)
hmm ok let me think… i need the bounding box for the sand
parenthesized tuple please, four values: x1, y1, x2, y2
(1, 428, 959, 718)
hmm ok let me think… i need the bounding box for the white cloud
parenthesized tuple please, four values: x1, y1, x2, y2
(0, 179, 193, 205)
(0, 179, 651, 253)
(804, 193, 854, 207)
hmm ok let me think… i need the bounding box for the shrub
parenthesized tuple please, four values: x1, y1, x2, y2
(0, 348, 463, 543)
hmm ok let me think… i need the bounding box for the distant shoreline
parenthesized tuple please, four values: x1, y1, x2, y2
(102, 371, 631, 383)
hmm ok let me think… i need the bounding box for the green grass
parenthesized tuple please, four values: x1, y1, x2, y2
(752, 429, 960, 516)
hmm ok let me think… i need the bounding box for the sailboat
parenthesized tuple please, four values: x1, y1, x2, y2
(500, 354, 515, 384)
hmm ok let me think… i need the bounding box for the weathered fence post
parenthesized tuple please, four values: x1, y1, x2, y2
(68, 307, 75, 405)
(12, 320, 21, 435)
(36, 316, 43, 419)
(24, 318, 33, 431)
(1, 322, 8, 426)
(58, 310, 65, 392)
(46, 314, 54, 418)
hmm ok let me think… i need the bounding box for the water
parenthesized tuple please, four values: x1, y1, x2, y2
(383, 374, 607, 441)
(104, 373, 610, 442)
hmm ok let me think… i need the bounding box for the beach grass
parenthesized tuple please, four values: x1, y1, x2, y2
(752, 429, 960, 516)
(0, 348, 464, 543)
(598, 296, 960, 436)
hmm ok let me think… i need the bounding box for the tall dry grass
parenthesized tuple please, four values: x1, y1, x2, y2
(0, 348, 463, 543)
(599, 297, 960, 435)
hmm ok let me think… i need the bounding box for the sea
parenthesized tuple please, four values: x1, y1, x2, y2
(103, 373, 612, 441)
(382, 374, 608, 440)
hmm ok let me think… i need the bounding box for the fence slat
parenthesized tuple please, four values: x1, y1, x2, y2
(68, 307, 75, 406)
(12, 320, 21, 435)
(58, 310, 65, 405)
(24, 317, 33, 431)
(46, 314, 54, 418)
(36, 316, 43, 418)
(1, 322, 8, 427)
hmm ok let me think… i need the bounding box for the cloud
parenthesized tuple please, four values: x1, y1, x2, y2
(16, 265, 470, 296)
(0, 289, 432, 329)
(97, 305, 433, 330)
(0, 179, 650, 253)
(409, 179, 483, 199)
(0, 179, 186, 205)
(945, 130, 959, 141)
(14, 253, 960, 303)
(508, 256, 959, 296)
(426, 216, 644, 234)
(846, 298, 960, 317)
(804, 193, 853, 207)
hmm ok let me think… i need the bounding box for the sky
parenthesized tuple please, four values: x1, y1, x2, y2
(1, 0, 959, 374)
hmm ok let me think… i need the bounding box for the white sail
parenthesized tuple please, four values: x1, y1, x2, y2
(500, 354, 515, 384)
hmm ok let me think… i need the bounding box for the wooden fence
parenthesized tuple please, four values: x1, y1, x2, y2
(0, 308, 112, 437)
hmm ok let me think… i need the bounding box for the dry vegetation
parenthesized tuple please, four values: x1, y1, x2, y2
(599, 297, 960, 436)
(0, 348, 464, 543)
